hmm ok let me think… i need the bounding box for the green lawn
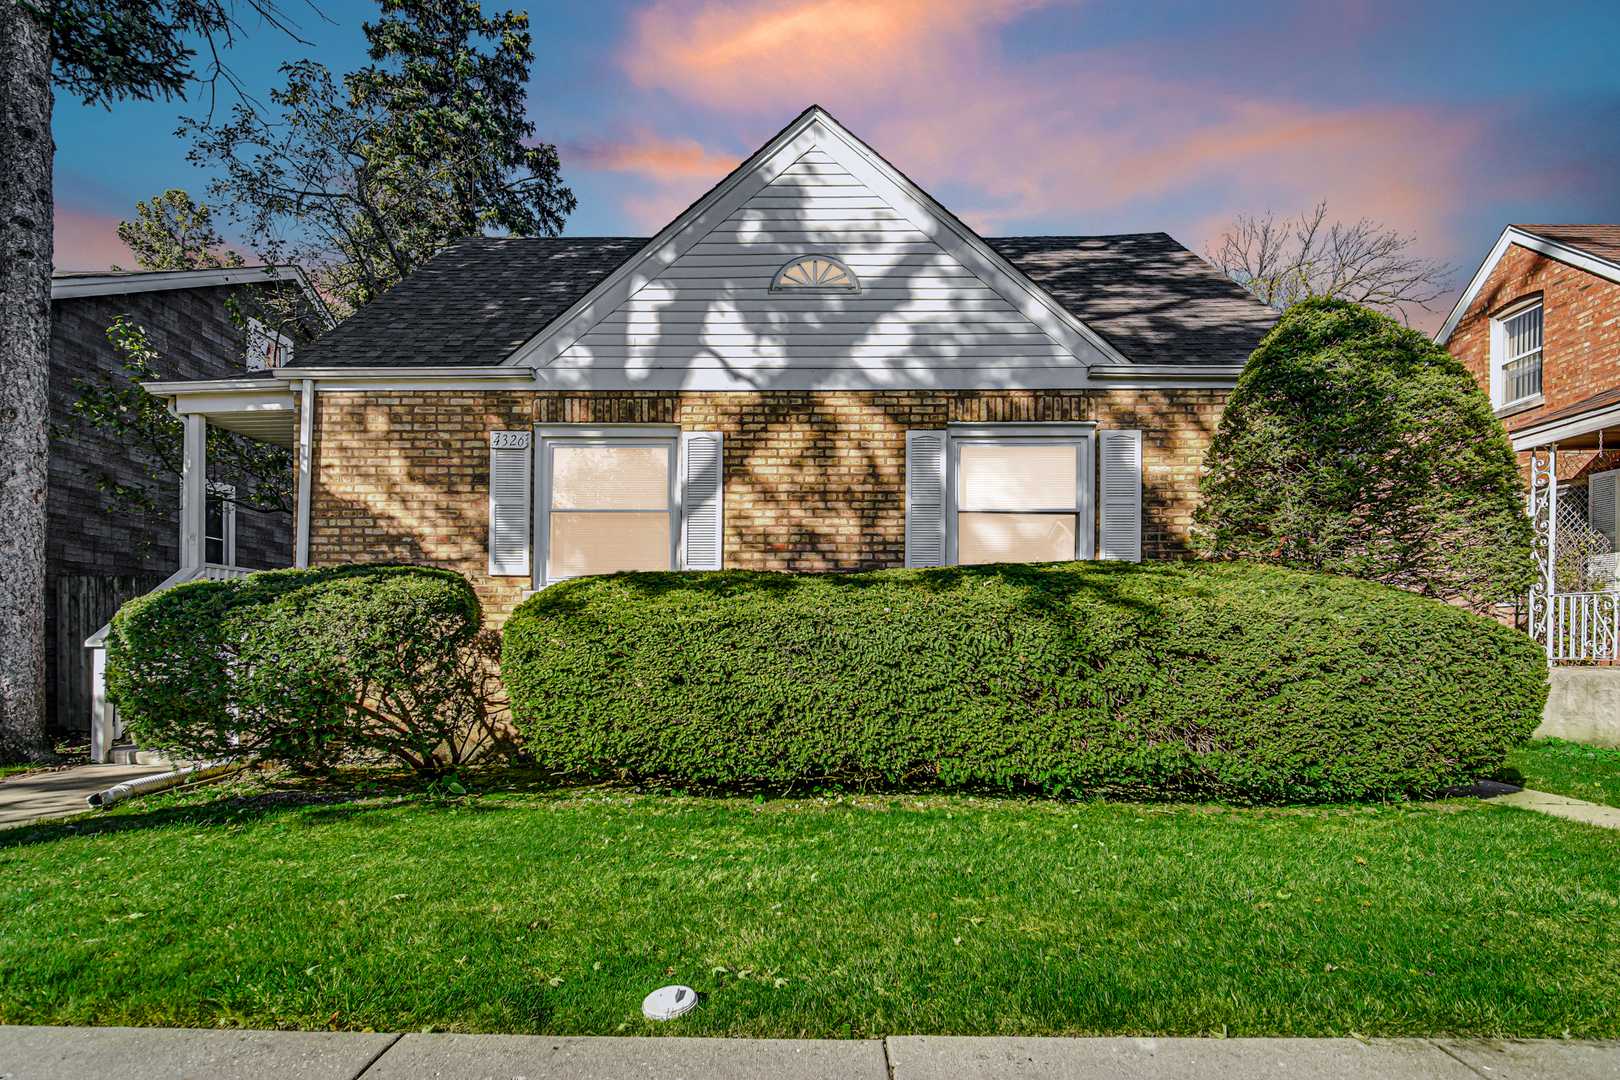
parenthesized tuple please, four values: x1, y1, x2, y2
(1505, 739, 1620, 808)
(2, 771, 1617, 1039)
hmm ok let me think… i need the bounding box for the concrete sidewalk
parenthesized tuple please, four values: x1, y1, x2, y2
(1490, 787, 1620, 830)
(3, 1027, 1618, 1080)
(0, 764, 169, 830)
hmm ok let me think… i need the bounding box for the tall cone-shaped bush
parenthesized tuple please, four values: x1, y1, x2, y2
(1194, 297, 1533, 607)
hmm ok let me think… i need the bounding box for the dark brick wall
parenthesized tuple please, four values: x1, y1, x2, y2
(47, 283, 295, 728)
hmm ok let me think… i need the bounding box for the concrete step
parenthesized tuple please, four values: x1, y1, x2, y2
(108, 745, 178, 767)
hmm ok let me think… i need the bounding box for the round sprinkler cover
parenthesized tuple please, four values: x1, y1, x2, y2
(642, 985, 698, 1021)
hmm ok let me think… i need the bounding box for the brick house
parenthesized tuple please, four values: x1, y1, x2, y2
(142, 106, 1276, 631)
(1437, 225, 1620, 586)
(49, 266, 314, 736)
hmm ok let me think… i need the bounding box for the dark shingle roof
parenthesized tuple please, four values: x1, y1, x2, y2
(300, 232, 1275, 368)
(1515, 225, 1620, 266)
(298, 237, 647, 367)
(988, 234, 1276, 366)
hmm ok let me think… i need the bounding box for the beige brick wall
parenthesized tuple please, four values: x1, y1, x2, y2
(311, 388, 1227, 623)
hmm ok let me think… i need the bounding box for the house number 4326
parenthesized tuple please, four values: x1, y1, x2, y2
(491, 431, 531, 449)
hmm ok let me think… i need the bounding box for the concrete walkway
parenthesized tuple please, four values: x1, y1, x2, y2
(2, 1028, 1618, 1080)
(1490, 788, 1620, 830)
(0, 764, 169, 830)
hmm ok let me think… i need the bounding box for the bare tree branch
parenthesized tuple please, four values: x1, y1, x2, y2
(1206, 200, 1454, 324)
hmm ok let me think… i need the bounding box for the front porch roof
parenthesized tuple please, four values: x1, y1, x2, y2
(141, 376, 299, 448)
(1510, 385, 1620, 452)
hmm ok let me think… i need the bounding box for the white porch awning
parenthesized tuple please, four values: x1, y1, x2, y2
(142, 376, 299, 448)
(1510, 388, 1620, 453)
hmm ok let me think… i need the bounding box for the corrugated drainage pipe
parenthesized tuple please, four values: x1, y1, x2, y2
(87, 760, 250, 810)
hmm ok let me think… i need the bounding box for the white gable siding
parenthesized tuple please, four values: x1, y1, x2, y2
(553, 149, 1081, 387)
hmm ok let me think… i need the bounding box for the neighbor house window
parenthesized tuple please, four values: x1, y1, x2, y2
(1494, 301, 1543, 407)
(246, 318, 294, 371)
(772, 256, 859, 291)
(204, 484, 236, 566)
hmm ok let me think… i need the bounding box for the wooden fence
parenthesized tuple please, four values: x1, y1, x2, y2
(55, 575, 164, 732)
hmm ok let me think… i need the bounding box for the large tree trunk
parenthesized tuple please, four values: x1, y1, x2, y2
(0, 0, 54, 762)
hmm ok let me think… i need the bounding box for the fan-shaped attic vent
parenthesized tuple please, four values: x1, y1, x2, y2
(772, 256, 859, 292)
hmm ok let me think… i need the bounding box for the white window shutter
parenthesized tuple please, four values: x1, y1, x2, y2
(905, 430, 947, 567)
(1098, 429, 1143, 562)
(488, 431, 532, 576)
(1591, 470, 1618, 542)
(681, 431, 724, 571)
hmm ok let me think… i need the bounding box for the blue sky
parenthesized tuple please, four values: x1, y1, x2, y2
(54, 0, 1620, 330)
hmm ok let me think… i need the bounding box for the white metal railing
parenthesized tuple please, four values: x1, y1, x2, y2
(84, 563, 266, 762)
(1548, 591, 1620, 663)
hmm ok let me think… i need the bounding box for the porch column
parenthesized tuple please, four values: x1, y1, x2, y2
(1527, 444, 1557, 657)
(180, 413, 207, 568)
(294, 378, 314, 568)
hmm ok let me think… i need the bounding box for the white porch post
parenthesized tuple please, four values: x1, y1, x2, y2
(1527, 444, 1558, 658)
(180, 413, 207, 568)
(294, 378, 314, 569)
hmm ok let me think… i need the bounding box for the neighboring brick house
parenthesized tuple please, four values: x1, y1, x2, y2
(1437, 225, 1620, 583)
(143, 106, 1276, 630)
(48, 267, 311, 734)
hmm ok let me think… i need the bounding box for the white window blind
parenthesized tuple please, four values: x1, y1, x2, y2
(488, 430, 532, 576)
(905, 430, 947, 567)
(1591, 469, 1619, 543)
(1498, 303, 1543, 405)
(1097, 429, 1143, 562)
(681, 431, 724, 571)
(956, 444, 1080, 565)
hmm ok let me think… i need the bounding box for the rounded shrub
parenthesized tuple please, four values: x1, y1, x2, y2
(502, 562, 1546, 801)
(1196, 297, 1534, 607)
(107, 563, 503, 773)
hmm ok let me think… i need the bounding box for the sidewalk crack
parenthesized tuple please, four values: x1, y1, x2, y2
(1429, 1038, 1493, 1079)
(354, 1031, 404, 1079)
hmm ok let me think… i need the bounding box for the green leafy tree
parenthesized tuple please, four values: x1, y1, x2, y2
(2, 0, 311, 761)
(60, 316, 296, 537)
(187, 0, 575, 315)
(116, 189, 246, 270)
(1194, 298, 1534, 608)
(116, 187, 329, 363)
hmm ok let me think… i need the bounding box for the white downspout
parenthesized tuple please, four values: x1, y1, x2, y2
(295, 378, 314, 568)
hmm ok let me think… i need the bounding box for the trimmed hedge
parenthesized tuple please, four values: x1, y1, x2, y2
(106, 564, 499, 773)
(502, 562, 1547, 801)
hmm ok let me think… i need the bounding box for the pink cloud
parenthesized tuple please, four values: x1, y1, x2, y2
(613, 0, 1480, 293)
(567, 131, 742, 181)
(54, 205, 137, 272)
(624, 0, 1056, 108)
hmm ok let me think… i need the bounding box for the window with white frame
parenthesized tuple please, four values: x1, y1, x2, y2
(955, 443, 1087, 564)
(204, 483, 236, 566)
(1492, 300, 1543, 407)
(905, 424, 1145, 567)
(246, 318, 294, 371)
(486, 425, 725, 584)
(545, 441, 677, 580)
(771, 255, 859, 292)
